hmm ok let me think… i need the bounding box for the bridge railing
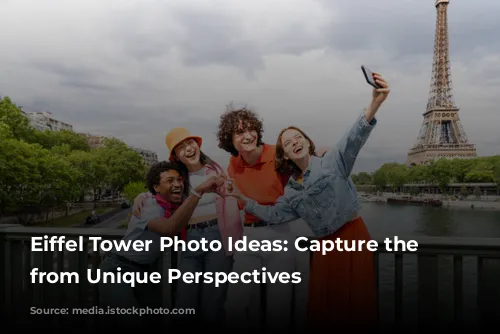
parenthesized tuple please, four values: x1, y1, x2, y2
(2, 225, 500, 327)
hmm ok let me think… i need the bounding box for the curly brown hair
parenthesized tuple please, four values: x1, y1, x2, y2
(275, 126, 317, 176)
(216, 104, 264, 156)
(146, 161, 189, 198)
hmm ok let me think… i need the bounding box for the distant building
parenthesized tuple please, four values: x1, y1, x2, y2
(23, 111, 73, 132)
(79, 133, 107, 148)
(133, 148, 159, 166)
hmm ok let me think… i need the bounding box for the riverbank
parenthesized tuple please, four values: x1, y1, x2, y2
(358, 192, 500, 211)
(441, 200, 500, 210)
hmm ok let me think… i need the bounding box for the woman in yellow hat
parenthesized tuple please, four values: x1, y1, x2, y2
(133, 127, 242, 326)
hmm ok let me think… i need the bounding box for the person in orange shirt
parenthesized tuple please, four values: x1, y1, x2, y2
(216, 107, 309, 331)
(224, 72, 390, 330)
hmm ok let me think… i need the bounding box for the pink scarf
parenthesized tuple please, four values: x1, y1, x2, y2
(154, 194, 186, 240)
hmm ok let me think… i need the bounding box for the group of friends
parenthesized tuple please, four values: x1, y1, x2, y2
(98, 72, 391, 331)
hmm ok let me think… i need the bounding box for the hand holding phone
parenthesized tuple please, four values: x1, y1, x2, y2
(361, 65, 381, 89)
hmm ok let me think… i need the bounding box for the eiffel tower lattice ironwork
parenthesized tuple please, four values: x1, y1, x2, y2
(406, 0, 476, 166)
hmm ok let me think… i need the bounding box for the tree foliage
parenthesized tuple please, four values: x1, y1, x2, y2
(0, 96, 149, 218)
(123, 181, 147, 203)
(352, 156, 500, 191)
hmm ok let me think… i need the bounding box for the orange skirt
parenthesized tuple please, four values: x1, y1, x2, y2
(307, 216, 377, 330)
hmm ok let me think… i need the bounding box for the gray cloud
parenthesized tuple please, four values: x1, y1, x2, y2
(0, 0, 498, 173)
(107, 2, 265, 78)
(59, 80, 117, 92)
(33, 63, 97, 80)
(320, 0, 500, 62)
(173, 8, 264, 76)
(29, 62, 120, 93)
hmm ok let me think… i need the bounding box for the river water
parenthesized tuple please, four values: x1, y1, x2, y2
(19, 202, 500, 327)
(354, 202, 500, 326)
(91, 202, 500, 325)
(360, 201, 500, 239)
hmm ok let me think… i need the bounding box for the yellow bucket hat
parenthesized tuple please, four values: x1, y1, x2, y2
(166, 128, 202, 161)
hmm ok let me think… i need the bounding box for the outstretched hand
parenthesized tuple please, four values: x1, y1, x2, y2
(370, 72, 390, 109)
(195, 174, 227, 196)
(132, 192, 151, 217)
(223, 179, 246, 202)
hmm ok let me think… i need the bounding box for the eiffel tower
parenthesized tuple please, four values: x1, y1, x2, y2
(406, 0, 476, 166)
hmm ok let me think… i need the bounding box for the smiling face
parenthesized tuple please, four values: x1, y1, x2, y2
(281, 128, 311, 161)
(173, 138, 201, 167)
(153, 169, 184, 203)
(232, 119, 259, 154)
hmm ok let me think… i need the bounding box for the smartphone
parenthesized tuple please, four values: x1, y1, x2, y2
(361, 65, 381, 89)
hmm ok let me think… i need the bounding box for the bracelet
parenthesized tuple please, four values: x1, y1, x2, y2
(190, 189, 202, 198)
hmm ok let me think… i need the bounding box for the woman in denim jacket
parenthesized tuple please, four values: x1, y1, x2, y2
(227, 72, 390, 330)
(133, 128, 242, 326)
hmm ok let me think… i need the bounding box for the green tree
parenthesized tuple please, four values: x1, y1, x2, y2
(372, 168, 388, 189)
(67, 150, 96, 201)
(0, 138, 41, 216)
(0, 96, 35, 142)
(33, 148, 77, 222)
(371, 163, 407, 191)
(343, 155, 500, 195)
(356, 172, 373, 185)
(89, 150, 108, 203)
(0, 95, 150, 223)
(386, 164, 407, 191)
(50, 144, 73, 157)
(449, 158, 474, 183)
(35, 129, 90, 151)
(98, 138, 147, 200)
(123, 181, 147, 203)
(428, 159, 452, 193)
(407, 164, 429, 183)
(464, 161, 495, 183)
(0, 122, 13, 141)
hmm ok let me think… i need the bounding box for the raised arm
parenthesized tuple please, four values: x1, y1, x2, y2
(143, 175, 226, 236)
(132, 192, 152, 217)
(323, 72, 390, 177)
(322, 112, 377, 178)
(147, 192, 204, 236)
(131, 195, 199, 237)
(233, 191, 299, 225)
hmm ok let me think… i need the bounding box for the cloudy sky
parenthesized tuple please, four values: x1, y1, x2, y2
(1, 0, 498, 172)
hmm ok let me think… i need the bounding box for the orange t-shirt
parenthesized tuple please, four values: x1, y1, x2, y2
(227, 144, 291, 225)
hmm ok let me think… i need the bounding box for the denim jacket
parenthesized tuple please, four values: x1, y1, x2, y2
(244, 112, 377, 238)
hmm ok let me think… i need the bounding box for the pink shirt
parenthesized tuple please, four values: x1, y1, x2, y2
(204, 164, 242, 256)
